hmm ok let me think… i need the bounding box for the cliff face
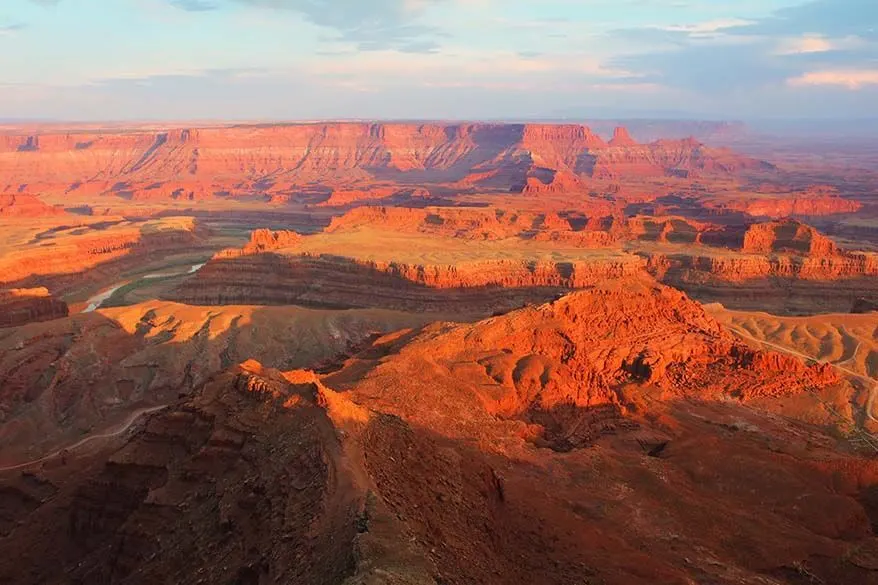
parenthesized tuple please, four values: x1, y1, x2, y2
(0, 123, 772, 193)
(0, 288, 68, 328)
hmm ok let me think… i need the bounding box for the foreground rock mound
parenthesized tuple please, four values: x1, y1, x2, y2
(325, 282, 841, 450)
(3, 287, 878, 585)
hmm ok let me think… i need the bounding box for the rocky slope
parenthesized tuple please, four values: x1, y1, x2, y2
(2, 285, 876, 585)
(0, 302, 438, 464)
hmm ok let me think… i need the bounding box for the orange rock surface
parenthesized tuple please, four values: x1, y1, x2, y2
(0, 193, 64, 217)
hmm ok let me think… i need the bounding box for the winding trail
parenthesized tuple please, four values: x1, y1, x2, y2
(0, 405, 168, 473)
(727, 325, 878, 422)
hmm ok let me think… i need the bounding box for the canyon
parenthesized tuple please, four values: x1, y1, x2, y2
(0, 120, 877, 584)
(168, 208, 877, 314)
(2, 283, 877, 585)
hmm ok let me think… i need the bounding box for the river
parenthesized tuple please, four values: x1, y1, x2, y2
(81, 262, 206, 313)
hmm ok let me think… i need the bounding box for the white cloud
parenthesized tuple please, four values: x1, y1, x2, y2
(788, 69, 878, 89)
(775, 34, 867, 55)
(659, 18, 754, 38)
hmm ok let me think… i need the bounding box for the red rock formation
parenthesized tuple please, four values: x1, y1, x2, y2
(174, 252, 647, 313)
(0, 288, 68, 328)
(0, 123, 773, 194)
(317, 187, 398, 207)
(327, 283, 839, 435)
(742, 220, 839, 256)
(608, 126, 637, 147)
(520, 168, 584, 194)
(716, 186, 863, 218)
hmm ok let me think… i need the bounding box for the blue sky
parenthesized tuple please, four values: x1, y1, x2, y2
(1, 0, 876, 120)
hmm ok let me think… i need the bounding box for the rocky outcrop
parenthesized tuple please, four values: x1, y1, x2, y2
(329, 284, 839, 438)
(0, 193, 64, 217)
(608, 126, 638, 147)
(0, 288, 68, 328)
(742, 220, 839, 256)
(241, 229, 303, 254)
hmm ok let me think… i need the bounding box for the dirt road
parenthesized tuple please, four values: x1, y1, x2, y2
(0, 405, 168, 473)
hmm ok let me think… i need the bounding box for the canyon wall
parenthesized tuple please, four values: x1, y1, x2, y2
(0, 123, 772, 195)
(173, 252, 647, 314)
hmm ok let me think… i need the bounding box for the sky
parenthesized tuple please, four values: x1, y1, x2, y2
(1, 0, 876, 121)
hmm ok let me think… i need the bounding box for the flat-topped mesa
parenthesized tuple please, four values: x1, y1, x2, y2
(0, 287, 69, 328)
(741, 219, 839, 256)
(608, 126, 638, 147)
(323, 205, 621, 245)
(0, 217, 207, 290)
(520, 124, 608, 149)
(721, 192, 863, 219)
